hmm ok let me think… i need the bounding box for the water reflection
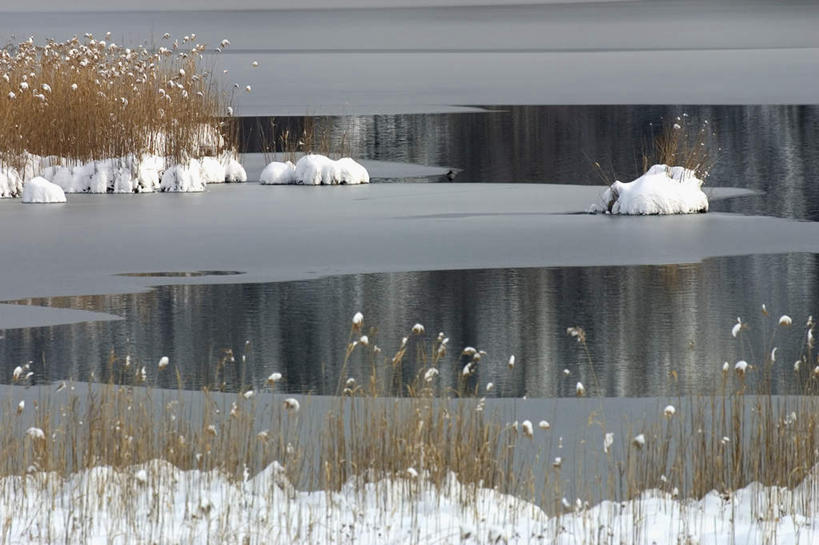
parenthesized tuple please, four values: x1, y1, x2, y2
(238, 105, 819, 219)
(2, 253, 817, 398)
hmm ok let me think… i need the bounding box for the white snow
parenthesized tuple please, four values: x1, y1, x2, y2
(3, 461, 819, 545)
(21, 176, 66, 203)
(0, 150, 248, 199)
(0, 162, 23, 198)
(259, 161, 296, 185)
(287, 154, 370, 185)
(199, 156, 227, 184)
(160, 158, 206, 192)
(592, 164, 709, 215)
(221, 153, 248, 183)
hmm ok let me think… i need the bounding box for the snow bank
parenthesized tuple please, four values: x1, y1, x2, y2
(0, 151, 248, 198)
(3, 460, 819, 544)
(21, 176, 66, 204)
(260, 161, 296, 185)
(275, 154, 369, 185)
(592, 164, 709, 215)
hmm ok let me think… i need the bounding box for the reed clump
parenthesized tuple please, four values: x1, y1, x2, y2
(0, 33, 235, 174)
(591, 115, 718, 186)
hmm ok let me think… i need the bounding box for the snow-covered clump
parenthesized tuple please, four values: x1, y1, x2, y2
(21, 177, 66, 203)
(260, 161, 296, 185)
(337, 157, 370, 185)
(0, 163, 23, 198)
(160, 159, 206, 192)
(220, 152, 247, 182)
(1, 152, 248, 198)
(592, 164, 708, 215)
(200, 157, 227, 185)
(288, 154, 369, 185)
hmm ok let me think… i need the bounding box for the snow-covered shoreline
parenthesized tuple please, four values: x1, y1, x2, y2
(3, 458, 817, 544)
(1, 151, 247, 198)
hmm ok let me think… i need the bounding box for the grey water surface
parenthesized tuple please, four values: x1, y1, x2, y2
(2, 253, 818, 398)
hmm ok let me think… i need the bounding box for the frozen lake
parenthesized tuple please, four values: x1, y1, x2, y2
(1, 6, 818, 399)
(1, 2, 818, 114)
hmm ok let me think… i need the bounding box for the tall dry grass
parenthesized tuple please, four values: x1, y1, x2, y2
(591, 115, 718, 186)
(0, 33, 235, 172)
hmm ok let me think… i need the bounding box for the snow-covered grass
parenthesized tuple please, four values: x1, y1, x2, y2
(592, 164, 708, 215)
(2, 310, 818, 543)
(0, 33, 242, 197)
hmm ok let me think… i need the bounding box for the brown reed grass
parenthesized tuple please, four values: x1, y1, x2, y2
(0, 33, 235, 172)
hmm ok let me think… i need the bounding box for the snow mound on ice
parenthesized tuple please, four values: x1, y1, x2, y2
(221, 154, 247, 183)
(160, 159, 206, 192)
(260, 161, 296, 185)
(21, 176, 66, 203)
(592, 164, 708, 215)
(290, 155, 369, 185)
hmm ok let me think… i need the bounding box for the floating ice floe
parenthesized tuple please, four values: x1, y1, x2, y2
(589, 164, 708, 215)
(21, 176, 66, 203)
(262, 154, 369, 185)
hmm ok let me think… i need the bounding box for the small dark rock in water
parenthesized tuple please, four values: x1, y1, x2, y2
(446, 170, 457, 181)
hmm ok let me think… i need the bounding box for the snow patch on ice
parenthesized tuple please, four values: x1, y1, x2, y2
(21, 176, 66, 204)
(590, 164, 709, 215)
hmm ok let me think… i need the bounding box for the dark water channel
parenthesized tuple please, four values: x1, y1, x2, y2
(3, 253, 818, 398)
(238, 105, 819, 220)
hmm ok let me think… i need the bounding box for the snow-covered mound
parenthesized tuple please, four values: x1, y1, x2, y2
(260, 161, 296, 185)
(222, 155, 247, 183)
(271, 154, 370, 185)
(21, 176, 66, 204)
(592, 164, 708, 215)
(160, 159, 207, 192)
(0, 163, 23, 198)
(0, 151, 248, 198)
(4, 460, 819, 544)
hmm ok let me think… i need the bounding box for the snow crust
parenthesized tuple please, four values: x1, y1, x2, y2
(3, 460, 818, 544)
(0, 151, 248, 198)
(592, 164, 709, 215)
(21, 176, 66, 203)
(269, 154, 370, 185)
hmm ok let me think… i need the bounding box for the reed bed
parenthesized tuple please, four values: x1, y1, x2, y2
(1, 309, 818, 543)
(0, 33, 235, 177)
